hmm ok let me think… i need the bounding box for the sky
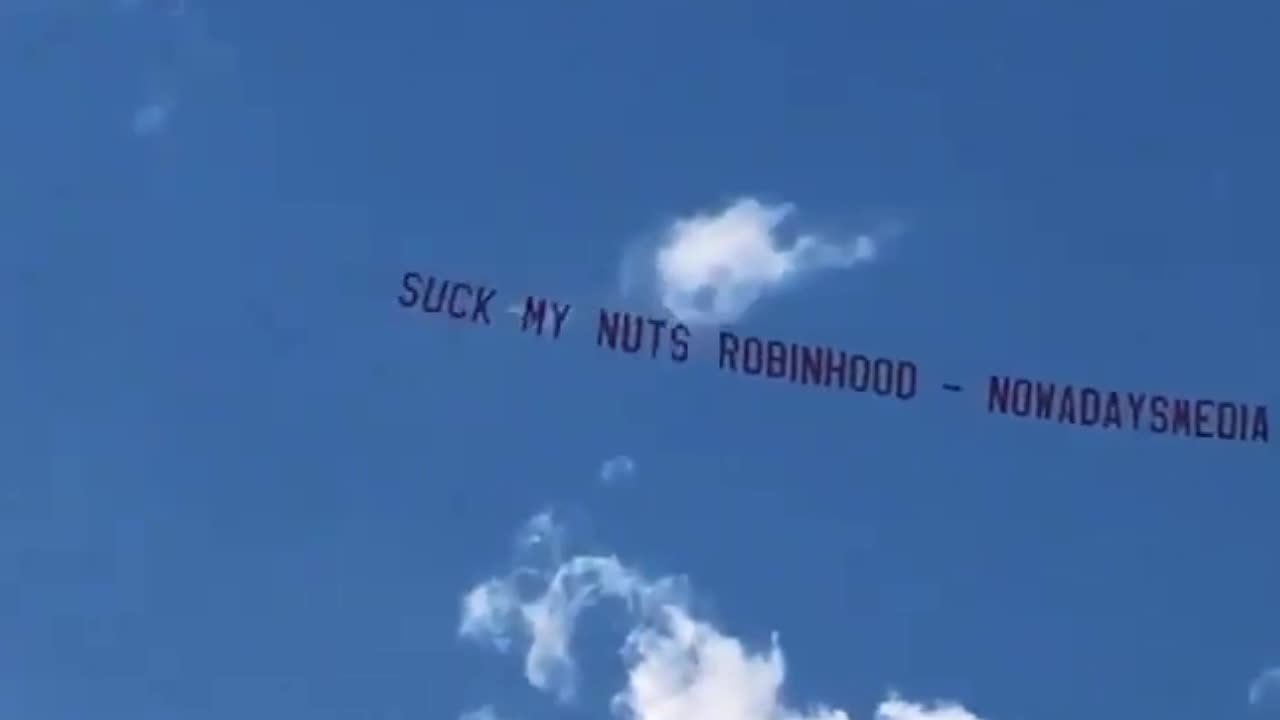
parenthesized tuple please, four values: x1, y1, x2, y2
(2, 2, 1278, 719)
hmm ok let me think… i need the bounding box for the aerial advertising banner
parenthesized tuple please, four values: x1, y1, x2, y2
(398, 271, 1272, 446)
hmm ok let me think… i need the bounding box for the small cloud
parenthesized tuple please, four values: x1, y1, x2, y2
(1250, 667, 1280, 714)
(459, 511, 986, 720)
(131, 98, 172, 135)
(877, 696, 987, 720)
(459, 705, 505, 720)
(599, 455, 636, 486)
(623, 197, 882, 327)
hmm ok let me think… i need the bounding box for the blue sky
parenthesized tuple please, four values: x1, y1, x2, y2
(2, 2, 1277, 719)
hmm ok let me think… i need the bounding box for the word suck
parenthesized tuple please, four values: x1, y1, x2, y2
(398, 272, 1271, 445)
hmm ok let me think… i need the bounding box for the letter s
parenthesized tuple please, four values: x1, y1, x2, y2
(670, 323, 690, 363)
(399, 272, 423, 308)
(1150, 396, 1169, 433)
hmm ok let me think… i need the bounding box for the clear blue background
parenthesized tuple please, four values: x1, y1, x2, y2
(2, 2, 1276, 719)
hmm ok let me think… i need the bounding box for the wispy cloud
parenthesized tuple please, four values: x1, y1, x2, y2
(1250, 666, 1280, 713)
(622, 197, 883, 327)
(131, 95, 173, 136)
(458, 705, 505, 720)
(599, 455, 636, 486)
(15, 0, 234, 135)
(121, 0, 205, 137)
(459, 511, 985, 720)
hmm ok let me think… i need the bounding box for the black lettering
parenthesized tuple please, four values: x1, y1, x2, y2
(620, 314, 643, 353)
(1252, 406, 1270, 442)
(1151, 395, 1169, 433)
(1058, 386, 1077, 424)
(1012, 379, 1032, 416)
(646, 317, 668, 358)
(399, 271, 422, 307)
(849, 355, 870, 392)
(1080, 388, 1100, 426)
(671, 323, 690, 363)
(421, 276, 447, 313)
(824, 349, 846, 388)
(971, 376, 1265, 443)
(742, 337, 763, 375)
(472, 286, 495, 324)
(896, 362, 918, 400)
(523, 297, 549, 333)
(1127, 393, 1146, 430)
(1102, 392, 1122, 428)
(800, 346, 824, 386)
(1217, 402, 1238, 440)
(988, 376, 1012, 413)
(1034, 382, 1055, 419)
(1171, 400, 1192, 436)
(766, 341, 787, 378)
(550, 302, 571, 338)
(447, 282, 472, 319)
(597, 309, 620, 348)
(1194, 400, 1214, 438)
(718, 331, 740, 370)
(597, 311, 643, 353)
(871, 359, 893, 396)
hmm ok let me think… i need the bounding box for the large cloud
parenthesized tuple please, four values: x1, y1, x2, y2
(622, 198, 880, 327)
(458, 511, 985, 720)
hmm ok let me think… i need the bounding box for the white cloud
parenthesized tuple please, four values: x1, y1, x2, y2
(600, 455, 636, 486)
(876, 697, 985, 720)
(459, 705, 504, 720)
(131, 97, 173, 136)
(1250, 667, 1280, 714)
(626, 197, 880, 327)
(459, 512, 986, 720)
